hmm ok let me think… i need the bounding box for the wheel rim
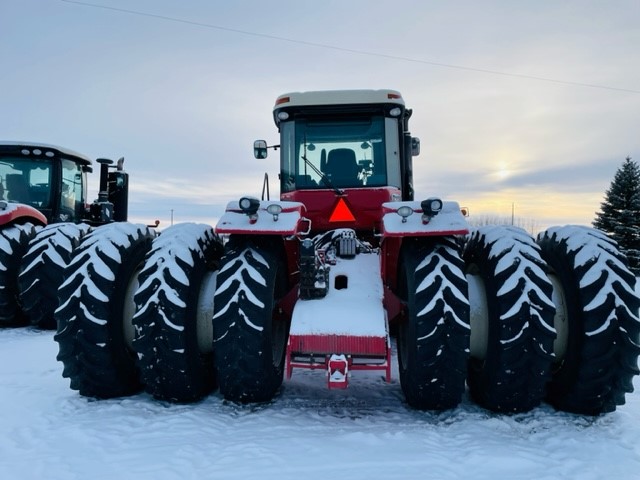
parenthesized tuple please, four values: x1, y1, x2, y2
(122, 265, 142, 350)
(467, 272, 489, 361)
(548, 273, 569, 360)
(398, 321, 408, 370)
(197, 271, 217, 354)
(271, 315, 287, 368)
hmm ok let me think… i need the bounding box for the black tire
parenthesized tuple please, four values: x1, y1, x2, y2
(396, 237, 470, 410)
(54, 223, 154, 398)
(0, 223, 38, 326)
(464, 226, 556, 413)
(538, 226, 640, 415)
(133, 223, 224, 402)
(19, 223, 91, 329)
(213, 239, 289, 403)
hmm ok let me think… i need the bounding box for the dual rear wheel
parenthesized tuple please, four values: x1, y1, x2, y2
(54, 225, 289, 404)
(397, 225, 639, 415)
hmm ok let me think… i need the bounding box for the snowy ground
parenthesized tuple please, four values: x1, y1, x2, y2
(1, 322, 639, 480)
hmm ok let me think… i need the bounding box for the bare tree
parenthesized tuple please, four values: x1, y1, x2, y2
(467, 214, 541, 236)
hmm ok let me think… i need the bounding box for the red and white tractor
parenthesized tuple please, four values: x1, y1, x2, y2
(0, 142, 129, 328)
(55, 90, 639, 415)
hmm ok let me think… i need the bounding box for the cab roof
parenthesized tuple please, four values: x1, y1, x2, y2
(0, 141, 93, 166)
(274, 89, 404, 110)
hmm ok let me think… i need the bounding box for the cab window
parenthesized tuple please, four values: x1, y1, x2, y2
(281, 116, 389, 192)
(60, 159, 85, 222)
(0, 158, 52, 208)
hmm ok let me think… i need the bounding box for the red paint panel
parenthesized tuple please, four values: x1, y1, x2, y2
(288, 334, 387, 356)
(0, 203, 47, 227)
(281, 187, 400, 233)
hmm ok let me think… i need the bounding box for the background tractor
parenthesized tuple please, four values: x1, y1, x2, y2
(0, 142, 130, 328)
(54, 90, 639, 415)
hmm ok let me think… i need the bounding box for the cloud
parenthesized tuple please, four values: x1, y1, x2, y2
(2, 1, 639, 231)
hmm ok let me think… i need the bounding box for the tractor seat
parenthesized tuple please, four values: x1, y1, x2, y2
(5, 174, 31, 204)
(325, 148, 359, 186)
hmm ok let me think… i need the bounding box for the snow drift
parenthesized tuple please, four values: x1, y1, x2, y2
(1, 321, 639, 480)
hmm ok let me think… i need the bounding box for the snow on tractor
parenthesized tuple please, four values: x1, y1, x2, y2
(0, 142, 130, 328)
(54, 90, 640, 415)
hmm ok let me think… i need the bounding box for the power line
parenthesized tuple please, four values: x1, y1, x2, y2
(58, 0, 640, 95)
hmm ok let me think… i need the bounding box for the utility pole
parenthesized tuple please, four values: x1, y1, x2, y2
(171, 209, 174, 226)
(511, 203, 515, 226)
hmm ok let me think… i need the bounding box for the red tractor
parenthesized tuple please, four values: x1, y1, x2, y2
(0, 142, 129, 328)
(55, 90, 639, 415)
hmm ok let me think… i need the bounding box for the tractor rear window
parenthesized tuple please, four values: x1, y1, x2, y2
(281, 116, 388, 192)
(0, 158, 52, 208)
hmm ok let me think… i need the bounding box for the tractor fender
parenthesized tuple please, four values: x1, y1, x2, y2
(0, 201, 47, 227)
(215, 200, 309, 236)
(381, 200, 468, 237)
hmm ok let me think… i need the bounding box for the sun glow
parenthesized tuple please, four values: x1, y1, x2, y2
(496, 166, 510, 180)
(458, 188, 601, 233)
(492, 153, 516, 181)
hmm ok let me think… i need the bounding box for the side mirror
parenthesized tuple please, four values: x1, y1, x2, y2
(411, 137, 420, 156)
(254, 140, 268, 159)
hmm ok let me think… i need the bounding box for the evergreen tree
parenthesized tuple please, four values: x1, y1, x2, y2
(593, 156, 640, 274)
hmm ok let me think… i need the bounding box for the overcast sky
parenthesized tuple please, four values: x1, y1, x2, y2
(2, 0, 639, 230)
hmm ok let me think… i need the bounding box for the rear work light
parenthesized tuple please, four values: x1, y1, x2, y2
(266, 203, 282, 221)
(396, 206, 413, 223)
(239, 197, 260, 219)
(421, 197, 443, 223)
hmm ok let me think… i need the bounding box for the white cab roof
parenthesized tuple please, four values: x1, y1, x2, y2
(274, 89, 404, 110)
(0, 141, 92, 165)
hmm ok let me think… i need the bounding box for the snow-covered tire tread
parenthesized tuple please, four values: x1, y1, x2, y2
(54, 223, 154, 398)
(0, 223, 38, 326)
(464, 226, 556, 412)
(397, 237, 470, 410)
(213, 240, 289, 403)
(19, 223, 91, 329)
(133, 223, 223, 402)
(538, 226, 640, 415)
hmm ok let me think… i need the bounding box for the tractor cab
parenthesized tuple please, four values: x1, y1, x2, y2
(255, 90, 421, 235)
(0, 142, 131, 227)
(0, 142, 91, 224)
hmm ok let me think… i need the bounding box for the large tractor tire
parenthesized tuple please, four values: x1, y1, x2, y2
(464, 226, 556, 413)
(133, 223, 223, 403)
(54, 223, 154, 398)
(19, 223, 91, 329)
(0, 223, 38, 326)
(537, 226, 640, 415)
(397, 237, 470, 411)
(213, 239, 289, 403)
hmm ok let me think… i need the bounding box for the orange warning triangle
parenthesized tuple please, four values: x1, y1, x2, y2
(329, 198, 356, 222)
